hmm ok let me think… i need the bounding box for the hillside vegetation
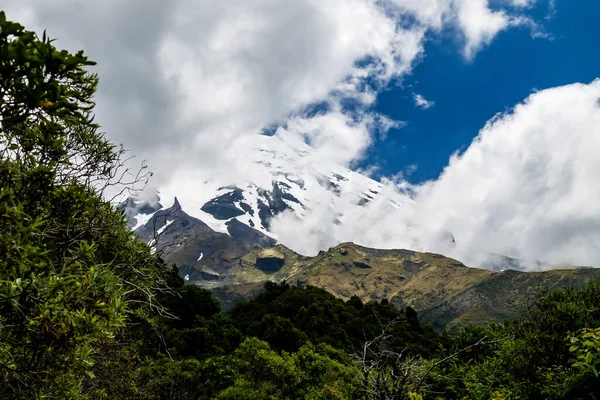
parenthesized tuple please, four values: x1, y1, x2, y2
(215, 242, 600, 332)
(1, 13, 599, 399)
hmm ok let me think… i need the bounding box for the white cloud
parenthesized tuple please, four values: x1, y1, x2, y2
(272, 80, 600, 269)
(2, 0, 427, 181)
(413, 94, 436, 109)
(454, 0, 512, 58)
(284, 112, 372, 167)
(414, 79, 600, 268)
(388, 0, 535, 58)
(2, 0, 538, 184)
(511, 0, 538, 7)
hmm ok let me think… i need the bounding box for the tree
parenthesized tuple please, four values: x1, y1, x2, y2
(215, 337, 355, 400)
(433, 281, 600, 399)
(353, 319, 507, 400)
(0, 12, 168, 398)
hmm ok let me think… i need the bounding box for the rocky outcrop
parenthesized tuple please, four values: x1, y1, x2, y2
(353, 261, 372, 269)
(255, 248, 285, 272)
(226, 218, 277, 248)
(201, 187, 247, 220)
(118, 194, 163, 230)
(123, 196, 279, 287)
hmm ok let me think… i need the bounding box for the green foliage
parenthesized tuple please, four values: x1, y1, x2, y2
(136, 356, 207, 400)
(215, 337, 356, 400)
(0, 13, 115, 191)
(84, 268, 600, 400)
(570, 327, 600, 378)
(0, 12, 168, 398)
(433, 280, 600, 399)
(157, 278, 243, 359)
(230, 282, 446, 356)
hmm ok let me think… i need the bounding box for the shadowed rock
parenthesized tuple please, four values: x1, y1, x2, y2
(256, 249, 285, 272)
(226, 218, 276, 248)
(201, 188, 247, 220)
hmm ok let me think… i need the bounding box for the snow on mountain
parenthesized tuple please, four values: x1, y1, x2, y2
(122, 130, 414, 253)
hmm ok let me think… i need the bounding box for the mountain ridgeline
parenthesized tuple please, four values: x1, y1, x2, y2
(122, 194, 600, 333)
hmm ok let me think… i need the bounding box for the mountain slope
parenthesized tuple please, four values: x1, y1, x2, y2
(123, 131, 414, 256)
(119, 131, 600, 331)
(212, 242, 600, 332)
(123, 131, 592, 275)
(120, 196, 276, 286)
(121, 196, 600, 332)
(118, 131, 418, 285)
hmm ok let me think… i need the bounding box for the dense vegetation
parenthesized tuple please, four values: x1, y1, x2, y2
(0, 12, 169, 398)
(1, 13, 599, 399)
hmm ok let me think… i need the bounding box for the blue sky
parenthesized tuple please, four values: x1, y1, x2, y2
(364, 0, 600, 183)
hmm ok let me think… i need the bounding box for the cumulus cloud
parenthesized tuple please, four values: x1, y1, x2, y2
(413, 94, 436, 109)
(454, 0, 513, 58)
(272, 80, 600, 269)
(388, 0, 535, 58)
(2, 0, 538, 183)
(3, 0, 422, 182)
(415, 80, 600, 268)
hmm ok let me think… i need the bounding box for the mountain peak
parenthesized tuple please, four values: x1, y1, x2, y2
(121, 132, 416, 275)
(171, 197, 182, 211)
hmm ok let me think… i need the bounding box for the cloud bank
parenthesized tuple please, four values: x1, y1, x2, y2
(270, 80, 600, 269)
(2, 0, 539, 184)
(416, 80, 600, 268)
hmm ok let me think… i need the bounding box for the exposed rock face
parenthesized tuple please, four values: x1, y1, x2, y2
(316, 174, 341, 195)
(118, 194, 162, 230)
(226, 218, 276, 248)
(122, 196, 278, 287)
(199, 181, 302, 230)
(134, 198, 209, 248)
(201, 187, 247, 220)
(255, 249, 285, 272)
(178, 132, 415, 241)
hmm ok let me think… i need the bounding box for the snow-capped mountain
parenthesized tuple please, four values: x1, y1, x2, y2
(119, 131, 418, 284)
(121, 130, 577, 283)
(124, 130, 413, 247)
